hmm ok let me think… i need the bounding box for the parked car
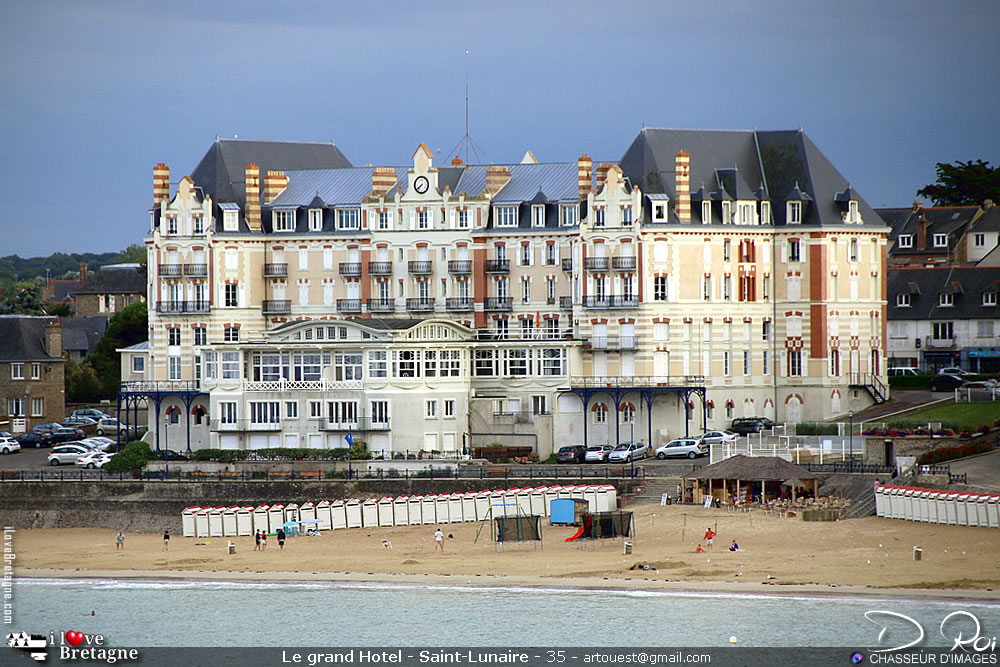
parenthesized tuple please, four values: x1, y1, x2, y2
(153, 449, 189, 461)
(94, 418, 126, 436)
(47, 444, 91, 465)
(49, 427, 86, 444)
(888, 367, 919, 377)
(0, 437, 21, 455)
(696, 430, 739, 446)
(929, 374, 967, 392)
(584, 444, 614, 463)
(655, 438, 707, 459)
(72, 408, 112, 421)
(555, 445, 587, 463)
(957, 380, 1000, 400)
(937, 367, 973, 376)
(62, 416, 97, 427)
(607, 441, 648, 462)
(729, 417, 776, 435)
(75, 451, 112, 468)
(15, 431, 52, 448)
(79, 437, 116, 452)
(33, 422, 63, 433)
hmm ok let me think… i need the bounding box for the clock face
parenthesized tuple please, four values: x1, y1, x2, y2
(413, 176, 429, 194)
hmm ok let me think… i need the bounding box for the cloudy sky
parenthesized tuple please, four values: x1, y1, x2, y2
(1, 0, 997, 257)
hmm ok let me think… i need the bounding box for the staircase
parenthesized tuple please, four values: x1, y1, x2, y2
(849, 373, 888, 404)
(629, 476, 682, 505)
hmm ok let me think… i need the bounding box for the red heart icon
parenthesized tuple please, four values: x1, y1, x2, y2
(65, 631, 84, 647)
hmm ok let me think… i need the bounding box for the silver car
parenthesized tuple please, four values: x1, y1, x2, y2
(584, 445, 614, 463)
(655, 438, 707, 459)
(607, 441, 648, 462)
(47, 444, 90, 466)
(0, 437, 21, 455)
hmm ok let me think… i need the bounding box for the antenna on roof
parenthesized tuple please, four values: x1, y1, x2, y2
(446, 49, 488, 165)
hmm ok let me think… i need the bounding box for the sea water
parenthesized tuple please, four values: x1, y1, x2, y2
(10, 578, 1000, 648)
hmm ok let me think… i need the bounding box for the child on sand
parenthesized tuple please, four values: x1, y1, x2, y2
(695, 544, 704, 553)
(116, 532, 124, 551)
(704, 528, 716, 550)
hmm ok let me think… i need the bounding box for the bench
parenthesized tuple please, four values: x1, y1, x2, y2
(267, 471, 292, 480)
(609, 467, 627, 476)
(0, 470, 21, 480)
(485, 467, 510, 477)
(294, 471, 324, 480)
(189, 471, 216, 479)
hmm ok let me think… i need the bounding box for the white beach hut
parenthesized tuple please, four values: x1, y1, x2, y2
(331, 500, 347, 530)
(221, 506, 238, 536)
(377, 497, 395, 527)
(925, 493, 940, 524)
(421, 495, 438, 525)
(503, 488, 520, 517)
(558, 486, 574, 501)
(474, 491, 491, 521)
(407, 495, 423, 523)
(874, 486, 886, 517)
(583, 486, 599, 512)
(236, 506, 254, 536)
(461, 492, 477, 522)
(544, 486, 561, 516)
(986, 495, 999, 528)
(603, 484, 619, 511)
(972, 495, 989, 527)
(361, 498, 379, 527)
(917, 491, 931, 523)
(195, 508, 210, 537)
(435, 494, 450, 523)
(901, 489, 916, 521)
(943, 493, 959, 525)
(268, 505, 285, 532)
(516, 488, 532, 516)
(393, 496, 410, 526)
(299, 502, 317, 524)
(315, 500, 333, 530)
(448, 493, 464, 523)
(885, 487, 899, 519)
(345, 498, 363, 528)
(570, 485, 586, 501)
(284, 502, 300, 525)
(253, 505, 270, 534)
(208, 507, 224, 537)
(182, 506, 200, 537)
(530, 487, 547, 516)
(490, 489, 506, 517)
(956, 494, 971, 526)
(594, 486, 611, 513)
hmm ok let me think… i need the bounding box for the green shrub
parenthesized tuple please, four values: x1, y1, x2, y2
(189, 446, 371, 462)
(795, 422, 839, 436)
(104, 440, 154, 473)
(888, 374, 934, 390)
(917, 440, 992, 465)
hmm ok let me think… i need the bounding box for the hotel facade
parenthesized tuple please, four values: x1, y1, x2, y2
(133, 129, 889, 456)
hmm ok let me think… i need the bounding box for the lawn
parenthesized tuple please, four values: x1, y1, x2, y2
(887, 402, 1000, 431)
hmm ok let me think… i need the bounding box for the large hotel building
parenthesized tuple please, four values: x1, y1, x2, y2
(132, 128, 889, 456)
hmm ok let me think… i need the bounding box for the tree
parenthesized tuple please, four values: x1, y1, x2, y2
(45, 302, 74, 317)
(917, 160, 1000, 206)
(103, 440, 153, 474)
(85, 301, 148, 398)
(0, 282, 46, 315)
(66, 358, 103, 403)
(115, 244, 148, 266)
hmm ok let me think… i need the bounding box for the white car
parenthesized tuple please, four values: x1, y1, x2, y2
(937, 367, 973, 376)
(607, 442, 648, 462)
(584, 445, 614, 463)
(655, 438, 707, 459)
(95, 418, 126, 436)
(47, 444, 90, 465)
(75, 451, 113, 468)
(0, 437, 22, 455)
(696, 430, 739, 446)
(80, 437, 116, 452)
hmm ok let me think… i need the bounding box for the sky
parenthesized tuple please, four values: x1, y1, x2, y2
(1, 0, 998, 258)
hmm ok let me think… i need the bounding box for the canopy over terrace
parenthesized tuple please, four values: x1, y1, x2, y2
(685, 455, 818, 504)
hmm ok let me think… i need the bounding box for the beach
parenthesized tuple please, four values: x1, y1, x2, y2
(11, 503, 1000, 599)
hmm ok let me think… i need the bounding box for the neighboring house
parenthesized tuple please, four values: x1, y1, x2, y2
(61, 316, 108, 361)
(132, 130, 888, 455)
(886, 266, 1000, 373)
(965, 203, 1000, 265)
(116, 340, 149, 429)
(0, 315, 66, 432)
(71, 263, 146, 317)
(878, 200, 999, 266)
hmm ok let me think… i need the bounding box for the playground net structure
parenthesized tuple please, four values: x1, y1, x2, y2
(565, 511, 634, 547)
(474, 502, 543, 551)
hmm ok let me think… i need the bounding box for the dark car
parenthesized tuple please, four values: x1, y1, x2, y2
(33, 422, 63, 433)
(929, 374, 967, 392)
(729, 417, 776, 436)
(49, 427, 86, 444)
(555, 445, 587, 464)
(15, 431, 53, 448)
(154, 449, 190, 461)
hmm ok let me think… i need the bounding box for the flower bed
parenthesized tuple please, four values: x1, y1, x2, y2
(917, 440, 993, 466)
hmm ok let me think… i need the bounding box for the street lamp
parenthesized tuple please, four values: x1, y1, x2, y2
(345, 432, 354, 480)
(848, 410, 854, 473)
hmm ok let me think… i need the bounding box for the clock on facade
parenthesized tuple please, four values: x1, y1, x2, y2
(413, 176, 429, 194)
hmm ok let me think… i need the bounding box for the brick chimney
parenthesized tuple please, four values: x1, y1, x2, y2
(451, 156, 463, 166)
(45, 319, 62, 358)
(153, 163, 170, 206)
(245, 163, 261, 231)
(263, 170, 289, 204)
(916, 215, 928, 249)
(578, 154, 592, 199)
(595, 163, 613, 192)
(371, 167, 397, 197)
(912, 200, 922, 213)
(675, 150, 691, 222)
(79, 263, 88, 285)
(485, 165, 511, 195)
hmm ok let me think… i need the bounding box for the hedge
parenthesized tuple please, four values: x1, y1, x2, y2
(795, 422, 840, 436)
(191, 446, 371, 462)
(917, 440, 993, 466)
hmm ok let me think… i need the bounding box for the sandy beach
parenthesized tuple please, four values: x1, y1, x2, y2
(12, 503, 1000, 600)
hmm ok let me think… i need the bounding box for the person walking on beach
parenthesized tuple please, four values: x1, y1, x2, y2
(162, 529, 170, 551)
(254, 530, 261, 551)
(703, 527, 716, 550)
(261, 531, 268, 551)
(276, 528, 286, 550)
(116, 532, 125, 551)
(434, 529, 444, 551)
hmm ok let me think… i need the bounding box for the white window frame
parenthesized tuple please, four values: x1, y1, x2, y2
(223, 209, 238, 231)
(426, 400, 438, 419)
(132, 355, 145, 373)
(457, 209, 469, 228)
(560, 204, 579, 227)
(273, 210, 295, 232)
(224, 326, 239, 343)
(31, 397, 44, 417)
(787, 201, 802, 224)
(983, 292, 998, 307)
(531, 205, 545, 228)
(337, 208, 360, 230)
(495, 206, 518, 227)
(308, 209, 323, 231)
(897, 234, 913, 249)
(938, 293, 954, 307)
(701, 201, 711, 224)
(11, 363, 24, 380)
(654, 203, 667, 222)
(974, 233, 985, 248)
(896, 293, 911, 307)
(933, 233, 948, 248)
(31, 362, 41, 379)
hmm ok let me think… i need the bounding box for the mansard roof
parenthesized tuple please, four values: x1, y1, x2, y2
(270, 167, 405, 208)
(492, 163, 579, 204)
(880, 205, 979, 253)
(887, 266, 1000, 321)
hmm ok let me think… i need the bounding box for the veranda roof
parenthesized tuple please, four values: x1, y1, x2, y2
(688, 455, 817, 482)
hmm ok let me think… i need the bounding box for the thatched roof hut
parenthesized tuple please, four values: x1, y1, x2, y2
(684, 455, 818, 502)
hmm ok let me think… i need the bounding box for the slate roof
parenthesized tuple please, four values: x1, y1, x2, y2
(887, 266, 1000, 321)
(48, 279, 81, 303)
(270, 167, 406, 207)
(971, 206, 1000, 233)
(492, 163, 579, 204)
(618, 128, 884, 227)
(879, 205, 979, 254)
(72, 265, 146, 296)
(61, 317, 108, 356)
(0, 315, 63, 362)
(688, 455, 817, 481)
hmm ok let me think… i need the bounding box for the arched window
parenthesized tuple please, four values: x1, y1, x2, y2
(593, 403, 608, 424)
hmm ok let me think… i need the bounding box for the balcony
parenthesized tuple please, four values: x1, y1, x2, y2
(339, 262, 362, 277)
(591, 336, 608, 350)
(612, 256, 637, 271)
(925, 336, 955, 349)
(209, 419, 280, 432)
(319, 417, 391, 431)
(262, 299, 291, 314)
(156, 300, 210, 315)
(446, 297, 475, 311)
(367, 298, 395, 313)
(619, 335, 638, 349)
(336, 298, 362, 313)
(406, 298, 436, 312)
(484, 259, 510, 273)
(483, 297, 513, 312)
(448, 260, 472, 274)
(581, 295, 640, 309)
(159, 264, 182, 278)
(585, 257, 609, 271)
(561, 258, 573, 272)
(368, 261, 392, 276)
(264, 263, 288, 278)
(560, 296, 573, 310)
(408, 261, 433, 275)
(183, 263, 207, 277)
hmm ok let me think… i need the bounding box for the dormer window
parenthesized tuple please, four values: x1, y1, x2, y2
(308, 209, 323, 231)
(273, 210, 295, 232)
(896, 293, 911, 307)
(984, 292, 998, 307)
(760, 201, 771, 224)
(167, 216, 178, 235)
(939, 293, 954, 307)
(787, 201, 802, 224)
(721, 201, 732, 224)
(495, 206, 518, 227)
(897, 234, 913, 249)
(531, 205, 545, 228)
(560, 205, 578, 226)
(701, 201, 711, 224)
(653, 203, 667, 222)
(933, 233, 948, 248)
(337, 208, 360, 230)
(737, 202, 755, 225)
(222, 207, 239, 231)
(848, 200, 860, 224)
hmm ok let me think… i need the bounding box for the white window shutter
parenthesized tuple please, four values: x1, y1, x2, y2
(449, 210, 455, 229)
(217, 283, 224, 306)
(237, 284, 245, 308)
(409, 211, 416, 230)
(780, 241, 788, 263)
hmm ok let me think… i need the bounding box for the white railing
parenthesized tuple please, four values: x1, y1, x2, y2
(954, 386, 1000, 403)
(711, 435, 856, 465)
(242, 379, 363, 392)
